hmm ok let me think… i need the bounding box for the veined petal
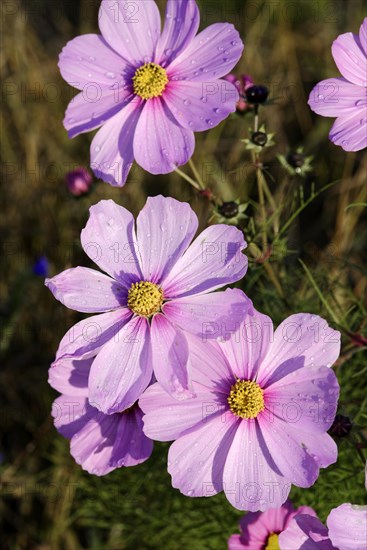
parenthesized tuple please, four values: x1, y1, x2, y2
(55, 309, 132, 360)
(258, 314, 341, 388)
(223, 419, 290, 512)
(327, 503, 367, 550)
(45, 267, 126, 313)
(168, 23, 244, 81)
(90, 97, 144, 186)
(163, 79, 238, 131)
(63, 88, 131, 139)
(140, 382, 214, 442)
(155, 0, 200, 67)
(332, 31, 367, 86)
(329, 109, 367, 152)
(279, 515, 334, 550)
(168, 413, 238, 497)
(88, 316, 152, 414)
(136, 195, 198, 283)
(163, 224, 248, 298)
(58, 34, 133, 89)
(81, 200, 143, 285)
(133, 97, 195, 174)
(308, 78, 366, 117)
(150, 314, 194, 400)
(48, 357, 91, 397)
(99, 0, 161, 66)
(163, 288, 250, 340)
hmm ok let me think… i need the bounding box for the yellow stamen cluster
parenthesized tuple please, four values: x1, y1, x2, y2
(265, 533, 280, 550)
(127, 281, 163, 317)
(227, 379, 265, 419)
(133, 62, 168, 100)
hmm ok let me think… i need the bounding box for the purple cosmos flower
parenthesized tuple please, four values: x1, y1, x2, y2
(59, 0, 244, 186)
(50, 356, 153, 475)
(140, 304, 341, 511)
(279, 503, 367, 550)
(308, 17, 367, 152)
(66, 167, 93, 196)
(228, 500, 317, 549)
(46, 195, 248, 414)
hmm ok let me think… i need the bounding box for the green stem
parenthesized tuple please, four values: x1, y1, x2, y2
(174, 167, 201, 191)
(188, 159, 206, 190)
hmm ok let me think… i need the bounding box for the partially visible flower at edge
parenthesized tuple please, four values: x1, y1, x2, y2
(59, 0, 244, 186)
(308, 17, 367, 152)
(228, 500, 317, 549)
(279, 501, 367, 550)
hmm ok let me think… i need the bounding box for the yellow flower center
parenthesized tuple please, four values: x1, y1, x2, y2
(127, 281, 163, 317)
(133, 62, 169, 100)
(227, 379, 265, 419)
(265, 533, 280, 550)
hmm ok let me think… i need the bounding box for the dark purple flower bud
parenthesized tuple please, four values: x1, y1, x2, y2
(218, 201, 239, 219)
(245, 85, 269, 105)
(287, 152, 306, 168)
(329, 414, 353, 437)
(66, 167, 93, 196)
(251, 131, 268, 146)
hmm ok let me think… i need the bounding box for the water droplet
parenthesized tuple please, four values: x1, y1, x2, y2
(213, 108, 221, 114)
(355, 99, 367, 107)
(183, 99, 191, 106)
(105, 71, 116, 79)
(95, 145, 101, 152)
(206, 119, 214, 126)
(231, 40, 237, 46)
(165, 48, 173, 56)
(201, 96, 208, 103)
(89, 56, 96, 61)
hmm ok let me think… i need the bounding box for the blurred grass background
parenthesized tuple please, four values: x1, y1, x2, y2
(1, 0, 366, 548)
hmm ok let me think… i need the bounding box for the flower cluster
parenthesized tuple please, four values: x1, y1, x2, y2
(45, 0, 365, 542)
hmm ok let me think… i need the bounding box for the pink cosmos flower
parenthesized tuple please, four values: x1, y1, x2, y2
(59, 0, 244, 186)
(279, 503, 367, 550)
(308, 17, 367, 152)
(140, 304, 341, 512)
(228, 500, 317, 549)
(50, 356, 153, 475)
(46, 195, 248, 414)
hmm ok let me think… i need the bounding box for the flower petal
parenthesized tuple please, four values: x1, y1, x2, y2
(265, 365, 339, 434)
(81, 200, 143, 285)
(140, 382, 213, 442)
(163, 288, 250, 340)
(217, 303, 273, 380)
(64, 88, 131, 139)
(332, 31, 367, 86)
(48, 357, 91, 396)
(55, 309, 133, 361)
(136, 195, 198, 283)
(327, 503, 367, 550)
(52, 394, 89, 439)
(329, 109, 367, 152)
(150, 314, 194, 400)
(163, 79, 238, 131)
(258, 414, 320, 488)
(168, 413, 238, 497)
(223, 419, 290, 512)
(88, 316, 152, 414)
(163, 224, 248, 298)
(45, 267, 126, 313)
(155, 0, 200, 66)
(168, 23, 244, 81)
(258, 314, 341, 388)
(358, 17, 367, 56)
(279, 514, 334, 550)
(58, 34, 132, 90)
(98, 0, 161, 66)
(308, 78, 366, 117)
(133, 98, 195, 174)
(90, 97, 144, 186)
